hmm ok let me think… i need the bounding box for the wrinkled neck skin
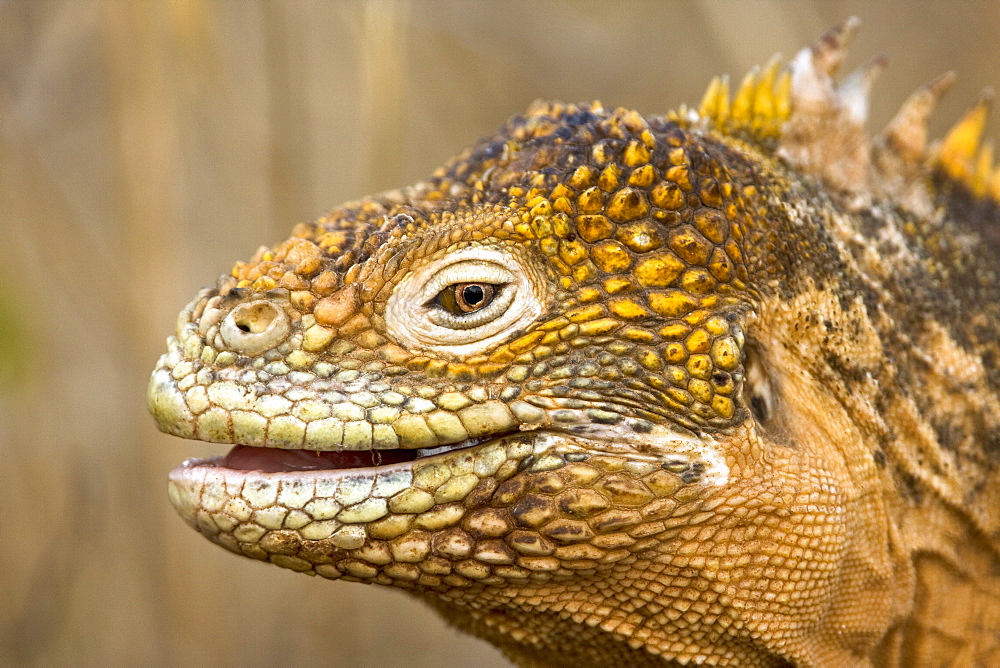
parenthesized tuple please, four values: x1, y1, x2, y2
(415, 411, 900, 668)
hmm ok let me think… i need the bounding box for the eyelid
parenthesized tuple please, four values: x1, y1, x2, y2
(384, 245, 549, 357)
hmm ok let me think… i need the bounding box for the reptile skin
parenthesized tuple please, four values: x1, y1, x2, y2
(148, 19, 1000, 666)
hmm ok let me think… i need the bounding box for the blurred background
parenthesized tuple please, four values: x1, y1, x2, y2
(1, 1, 997, 666)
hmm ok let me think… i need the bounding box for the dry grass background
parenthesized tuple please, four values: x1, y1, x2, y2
(1, 2, 998, 666)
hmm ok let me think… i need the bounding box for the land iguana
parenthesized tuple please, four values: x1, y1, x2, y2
(148, 18, 1000, 666)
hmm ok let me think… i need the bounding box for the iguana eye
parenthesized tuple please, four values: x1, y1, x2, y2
(436, 283, 499, 314)
(384, 246, 549, 357)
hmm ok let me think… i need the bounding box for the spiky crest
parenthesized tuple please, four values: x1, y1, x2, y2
(683, 16, 1000, 214)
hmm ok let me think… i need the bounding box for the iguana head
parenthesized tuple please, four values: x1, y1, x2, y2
(149, 18, 1000, 666)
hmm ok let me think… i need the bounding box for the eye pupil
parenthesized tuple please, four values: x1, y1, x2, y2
(462, 285, 485, 305)
(432, 281, 502, 315)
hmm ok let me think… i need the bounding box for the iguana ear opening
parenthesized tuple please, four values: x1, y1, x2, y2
(744, 344, 773, 425)
(742, 341, 793, 446)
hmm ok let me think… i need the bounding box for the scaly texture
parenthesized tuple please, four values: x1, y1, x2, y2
(149, 19, 1000, 667)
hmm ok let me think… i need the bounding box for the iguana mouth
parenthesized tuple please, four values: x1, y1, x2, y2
(218, 431, 517, 473)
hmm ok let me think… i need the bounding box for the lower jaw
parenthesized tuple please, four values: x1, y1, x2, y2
(166, 432, 548, 533)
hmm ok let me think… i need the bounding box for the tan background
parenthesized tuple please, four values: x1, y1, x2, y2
(2, 2, 998, 666)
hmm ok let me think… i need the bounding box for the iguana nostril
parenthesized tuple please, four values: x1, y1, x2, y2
(233, 302, 275, 333)
(220, 300, 291, 355)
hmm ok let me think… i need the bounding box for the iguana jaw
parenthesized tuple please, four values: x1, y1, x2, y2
(165, 425, 729, 580)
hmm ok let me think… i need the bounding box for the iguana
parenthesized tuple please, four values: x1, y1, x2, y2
(148, 18, 1000, 666)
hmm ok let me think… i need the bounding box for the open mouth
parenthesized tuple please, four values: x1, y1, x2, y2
(216, 432, 517, 473)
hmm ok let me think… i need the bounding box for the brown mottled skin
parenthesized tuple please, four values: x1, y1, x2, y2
(149, 21, 1000, 666)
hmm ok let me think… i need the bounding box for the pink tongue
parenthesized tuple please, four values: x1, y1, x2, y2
(221, 445, 418, 472)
